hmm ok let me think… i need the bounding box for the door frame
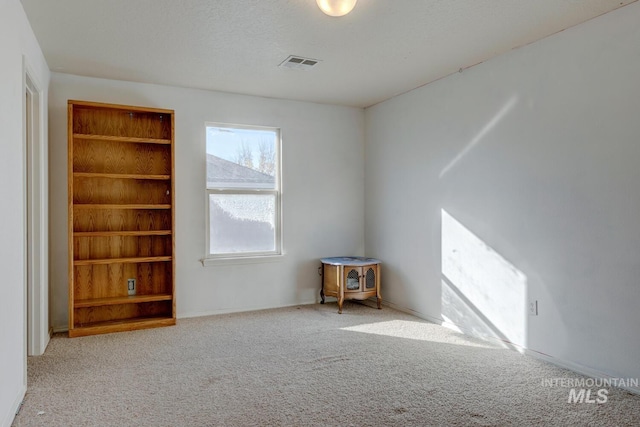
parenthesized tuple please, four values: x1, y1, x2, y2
(23, 58, 49, 357)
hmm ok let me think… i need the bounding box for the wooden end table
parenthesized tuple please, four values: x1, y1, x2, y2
(320, 257, 382, 314)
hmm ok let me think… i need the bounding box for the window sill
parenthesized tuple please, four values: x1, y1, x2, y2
(201, 253, 286, 267)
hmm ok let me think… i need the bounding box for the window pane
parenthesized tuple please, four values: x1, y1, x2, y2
(206, 126, 277, 189)
(209, 193, 276, 254)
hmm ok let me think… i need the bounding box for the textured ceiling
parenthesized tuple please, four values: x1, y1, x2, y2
(21, 0, 637, 108)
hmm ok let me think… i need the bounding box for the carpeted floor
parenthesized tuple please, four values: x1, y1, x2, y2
(13, 302, 640, 426)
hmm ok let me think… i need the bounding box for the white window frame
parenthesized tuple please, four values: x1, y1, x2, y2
(203, 122, 282, 263)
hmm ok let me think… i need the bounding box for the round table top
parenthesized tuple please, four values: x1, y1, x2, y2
(321, 256, 381, 266)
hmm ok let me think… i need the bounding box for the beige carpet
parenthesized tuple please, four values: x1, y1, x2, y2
(13, 302, 640, 426)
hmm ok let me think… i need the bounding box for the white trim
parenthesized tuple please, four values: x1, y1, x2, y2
(380, 298, 445, 326)
(52, 325, 69, 334)
(49, 296, 640, 397)
(204, 123, 283, 261)
(178, 301, 315, 319)
(524, 349, 640, 396)
(398, 299, 640, 396)
(201, 253, 286, 267)
(23, 57, 49, 357)
(1, 384, 26, 427)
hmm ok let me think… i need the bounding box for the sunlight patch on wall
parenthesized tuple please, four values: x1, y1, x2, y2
(439, 95, 517, 179)
(441, 209, 527, 348)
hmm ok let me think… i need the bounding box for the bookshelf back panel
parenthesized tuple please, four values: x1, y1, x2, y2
(73, 177, 171, 205)
(73, 301, 172, 327)
(74, 262, 173, 300)
(73, 107, 171, 140)
(73, 209, 172, 232)
(73, 235, 172, 260)
(73, 140, 171, 175)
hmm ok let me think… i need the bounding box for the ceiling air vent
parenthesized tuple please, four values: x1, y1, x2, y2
(279, 55, 321, 70)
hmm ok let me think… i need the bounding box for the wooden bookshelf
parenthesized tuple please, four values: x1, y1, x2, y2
(68, 100, 176, 337)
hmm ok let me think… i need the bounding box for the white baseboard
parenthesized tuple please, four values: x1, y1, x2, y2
(2, 384, 26, 427)
(53, 300, 320, 333)
(380, 298, 444, 325)
(396, 303, 640, 397)
(52, 299, 640, 397)
(52, 325, 68, 333)
(524, 348, 640, 396)
(178, 300, 317, 320)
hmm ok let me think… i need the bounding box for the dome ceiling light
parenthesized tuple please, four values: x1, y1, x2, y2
(316, 0, 358, 17)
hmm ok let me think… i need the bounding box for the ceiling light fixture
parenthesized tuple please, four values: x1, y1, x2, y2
(316, 0, 358, 17)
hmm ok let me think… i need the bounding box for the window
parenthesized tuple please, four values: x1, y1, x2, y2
(205, 123, 281, 259)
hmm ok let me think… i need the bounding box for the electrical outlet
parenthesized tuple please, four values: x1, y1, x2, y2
(127, 278, 136, 296)
(529, 300, 538, 316)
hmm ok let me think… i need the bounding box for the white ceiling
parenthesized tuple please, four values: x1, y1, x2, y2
(21, 0, 636, 108)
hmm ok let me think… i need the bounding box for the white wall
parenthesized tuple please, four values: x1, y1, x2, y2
(49, 73, 365, 329)
(365, 2, 640, 383)
(0, 0, 49, 426)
